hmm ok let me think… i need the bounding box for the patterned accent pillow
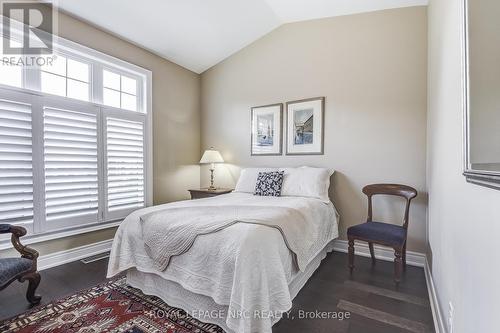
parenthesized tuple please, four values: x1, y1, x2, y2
(254, 171, 285, 197)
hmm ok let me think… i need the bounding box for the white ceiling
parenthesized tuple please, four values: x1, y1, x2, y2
(57, 0, 428, 74)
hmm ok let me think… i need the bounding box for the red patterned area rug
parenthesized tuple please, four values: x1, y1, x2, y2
(0, 277, 224, 333)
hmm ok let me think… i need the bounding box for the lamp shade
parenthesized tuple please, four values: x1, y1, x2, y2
(199, 148, 224, 164)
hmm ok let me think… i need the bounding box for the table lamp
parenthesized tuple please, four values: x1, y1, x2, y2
(199, 147, 224, 190)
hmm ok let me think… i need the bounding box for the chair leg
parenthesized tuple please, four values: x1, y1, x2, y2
(348, 238, 355, 274)
(394, 248, 403, 284)
(20, 271, 42, 305)
(402, 242, 407, 271)
(368, 242, 376, 265)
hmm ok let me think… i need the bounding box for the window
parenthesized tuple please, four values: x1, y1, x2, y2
(41, 55, 90, 101)
(0, 95, 33, 230)
(0, 37, 23, 88)
(103, 70, 138, 111)
(106, 117, 144, 214)
(43, 106, 99, 229)
(0, 18, 151, 246)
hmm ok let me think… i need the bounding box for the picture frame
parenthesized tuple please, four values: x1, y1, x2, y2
(285, 97, 325, 155)
(251, 103, 283, 156)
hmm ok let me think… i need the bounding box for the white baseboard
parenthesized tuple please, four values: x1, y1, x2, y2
(332, 239, 426, 267)
(424, 258, 446, 333)
(37, 239, 113, 271)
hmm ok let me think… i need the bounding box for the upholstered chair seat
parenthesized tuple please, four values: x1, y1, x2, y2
(347, 222, 407, 248)
(0, 258, 34, 286)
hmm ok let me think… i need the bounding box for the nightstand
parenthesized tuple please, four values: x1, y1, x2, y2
(188, 188, 233, 199)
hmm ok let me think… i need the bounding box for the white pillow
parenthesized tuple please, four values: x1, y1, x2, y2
(280, 166, 334, 202)
(234, 168, 278, 193)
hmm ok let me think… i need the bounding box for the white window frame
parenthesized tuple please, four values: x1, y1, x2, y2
(0, 16, 153, 250)
(40, 95, 101, 232)
(102, 67, 142, 112)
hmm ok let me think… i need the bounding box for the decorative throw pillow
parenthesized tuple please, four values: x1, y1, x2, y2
(254, 171, 284, 196)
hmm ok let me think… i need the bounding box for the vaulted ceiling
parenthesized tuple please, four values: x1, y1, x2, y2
(57, 0, 428, 74)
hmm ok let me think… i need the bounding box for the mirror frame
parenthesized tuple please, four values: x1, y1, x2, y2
(462, 0, 500, 189)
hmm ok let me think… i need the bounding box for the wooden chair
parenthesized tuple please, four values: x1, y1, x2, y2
(347, 184, 417, 283)
(0, 224, 41, 304)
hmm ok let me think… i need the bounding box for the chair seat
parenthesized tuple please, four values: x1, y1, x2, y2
(0, 257, 33, 286)
(347, 221, 406, 247)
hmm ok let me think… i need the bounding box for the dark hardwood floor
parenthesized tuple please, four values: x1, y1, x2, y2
(274, 253, 434, 333)
(0, 252, 434, 333)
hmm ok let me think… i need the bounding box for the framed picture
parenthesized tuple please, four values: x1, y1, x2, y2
(286, 97, 325, 155)
(251, 103, 283, 155)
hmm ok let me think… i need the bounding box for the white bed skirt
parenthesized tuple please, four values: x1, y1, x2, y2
(126, 240, 336, 333)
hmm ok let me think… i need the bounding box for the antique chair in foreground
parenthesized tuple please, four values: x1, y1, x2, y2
(347, 184, 418, 284)
(0, 224, 41, 304)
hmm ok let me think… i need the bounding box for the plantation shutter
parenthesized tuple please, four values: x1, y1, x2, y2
(43, 105, 99, 229)
(105, 116, 145, 219)
(0, 97, 34, 229)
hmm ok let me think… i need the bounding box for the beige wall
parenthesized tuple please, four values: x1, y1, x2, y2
(1, 11, 201, 257)
(200, 7, 428, 252)
(427, 0, 500, 331)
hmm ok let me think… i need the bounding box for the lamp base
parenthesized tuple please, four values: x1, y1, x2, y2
(208, 168, 217, 191)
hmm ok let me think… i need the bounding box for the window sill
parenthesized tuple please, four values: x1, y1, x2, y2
(0, 220, 121, 251)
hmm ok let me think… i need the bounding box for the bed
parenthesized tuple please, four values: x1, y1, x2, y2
(107, 167, 339, 333)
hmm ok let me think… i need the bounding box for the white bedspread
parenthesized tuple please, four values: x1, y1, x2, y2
(141, 205, 318, 272)
(107, 193, 339, 333)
